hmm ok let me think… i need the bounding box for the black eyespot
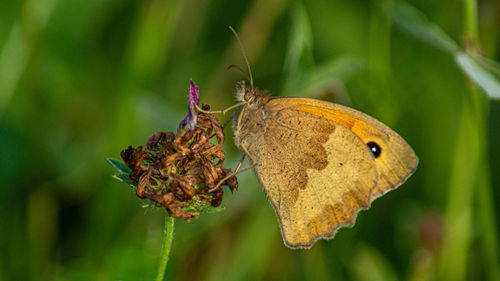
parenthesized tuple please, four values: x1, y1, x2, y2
(367, 141, 382, 158)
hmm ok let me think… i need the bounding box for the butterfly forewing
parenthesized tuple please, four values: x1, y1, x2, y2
(268, 97, 419, 202)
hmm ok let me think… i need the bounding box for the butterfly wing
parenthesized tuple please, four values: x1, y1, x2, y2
(267, 97, 419, 201)
(237, 106, 379, 248)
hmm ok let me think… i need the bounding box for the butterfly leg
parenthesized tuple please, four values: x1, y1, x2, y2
(210, 154, 254, 191)
(196, 103, 244, 115)
(221, 111, 238, 130)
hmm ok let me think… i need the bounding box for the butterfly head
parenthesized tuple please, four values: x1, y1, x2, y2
(235, 80, 269, 107)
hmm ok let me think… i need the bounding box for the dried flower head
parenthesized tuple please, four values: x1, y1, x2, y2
(109, 79, 237, 222)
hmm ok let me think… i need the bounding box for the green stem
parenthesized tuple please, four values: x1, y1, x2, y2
(155, 214, 175, 281)
(463, 0, 478, 39)
(464, 0, 500, 280)
(446, 2, 500, 281)
(438, 102, 477, 281)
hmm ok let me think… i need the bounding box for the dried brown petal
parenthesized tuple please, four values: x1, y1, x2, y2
(201, 160, 219, 189)
(137, 169, 152, 198)
(170, 173, 196, 199)
(121, 146, 146, 170)
(146, 132, 175, 152)
(224, 173, 238, 192)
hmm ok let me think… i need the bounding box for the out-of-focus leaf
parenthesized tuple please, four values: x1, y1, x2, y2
(300, 56, 365, 95)
(0, 24, 28, 112)
(349, 243, 399, 281)
(455, 53, 500, 99)
(383, 1, 500, 99)
(205, 204, 278, 281)
(282, 4, 365, 97)
(283, 2, 314, 94)
(471, 53, 500, 78)
(383, 1, 459, 53)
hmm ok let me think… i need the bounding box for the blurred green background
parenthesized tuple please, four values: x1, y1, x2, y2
(1, 0, 499, 280)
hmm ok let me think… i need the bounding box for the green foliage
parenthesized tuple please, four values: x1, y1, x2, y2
(106, 158, 136, 186)
(455, 53, 500, 99)
(385, 0, 500, 100)
(1, 0, 499, 280)
(383, 1, 460, 53)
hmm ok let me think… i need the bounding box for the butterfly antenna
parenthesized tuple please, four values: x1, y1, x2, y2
(229, 26, 254, 90)
(226, 64, 251, 81)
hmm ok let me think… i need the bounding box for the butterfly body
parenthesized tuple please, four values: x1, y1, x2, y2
(233, 81, 418, 249)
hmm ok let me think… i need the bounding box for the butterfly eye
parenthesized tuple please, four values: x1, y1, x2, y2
(244, 90, 253, 102)
(367, 141, 382, 158)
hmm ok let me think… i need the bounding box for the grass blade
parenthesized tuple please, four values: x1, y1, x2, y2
(382, 1, 459, 53)
(455, 53, 500, 99)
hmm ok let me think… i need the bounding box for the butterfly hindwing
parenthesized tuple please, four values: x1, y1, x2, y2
(238, 106, 378, 248)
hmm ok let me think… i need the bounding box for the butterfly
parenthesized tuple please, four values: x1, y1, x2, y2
(232, 81, 418, 249)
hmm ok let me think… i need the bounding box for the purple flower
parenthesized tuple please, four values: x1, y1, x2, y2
(179, 79, 200, 131)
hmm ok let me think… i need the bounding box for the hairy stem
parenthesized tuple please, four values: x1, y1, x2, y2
(155, 214, 175, 281)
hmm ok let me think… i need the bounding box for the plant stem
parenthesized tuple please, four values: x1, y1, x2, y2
(155, 213, 175, 281)
(464, 0, 500, 280)
(463, 0, 478, 38)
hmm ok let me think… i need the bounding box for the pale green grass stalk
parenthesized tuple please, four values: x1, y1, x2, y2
(439, 1, 499, 280)
(463, 1, 500, 280)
